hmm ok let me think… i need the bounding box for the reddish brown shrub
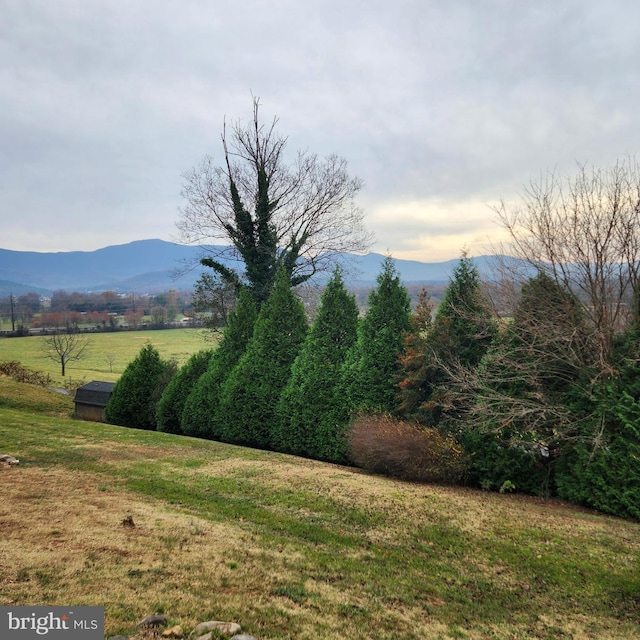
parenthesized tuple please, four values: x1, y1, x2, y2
(348, 413, 468, 484)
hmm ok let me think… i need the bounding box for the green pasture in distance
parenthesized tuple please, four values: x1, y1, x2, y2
(0, 328, 216, 387)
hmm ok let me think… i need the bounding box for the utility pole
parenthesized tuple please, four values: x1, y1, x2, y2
(9, 293, 15, 332)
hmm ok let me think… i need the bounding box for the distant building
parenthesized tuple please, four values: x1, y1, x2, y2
(73, 381, 115, 422)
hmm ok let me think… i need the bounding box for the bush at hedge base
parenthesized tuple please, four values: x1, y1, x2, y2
(456, 428, 553, 497)
(348, 413, 468, 484)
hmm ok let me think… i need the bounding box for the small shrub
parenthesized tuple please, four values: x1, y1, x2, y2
(457, 429, 552, 496)
(499, 480, 516, 493)
(0, 361, 51, 386)
(348, 413, 468, 484)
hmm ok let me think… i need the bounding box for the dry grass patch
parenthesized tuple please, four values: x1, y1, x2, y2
(0, 466, 251, 629)
(0, 375, 74, 417)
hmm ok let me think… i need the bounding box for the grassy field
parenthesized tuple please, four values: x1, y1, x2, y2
(0, 378, 639, 639)
(0, 328, 213, 386)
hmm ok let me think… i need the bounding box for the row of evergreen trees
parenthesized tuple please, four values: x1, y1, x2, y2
(106, 258, 411, 464)
(178, 259, 411, 462)
(393, 258, 640, 519)
(104, 255, 640, 520)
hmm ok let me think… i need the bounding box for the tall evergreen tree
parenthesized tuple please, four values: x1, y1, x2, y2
(432, 253, 495, 370)
(458, 273, 590, 495)
(216, 269, 308, 449)
(406, 253, 495, 428)
(397, 288, 438, 423)
(156, 349, 215, 434)
(105, 342, 175, 430)
(181, 288, 257, 439)
(342, 256, 411, 413)
(273, 266, 359, 462)
(474, 272, 590, 442)
(556, 338, 640, 519)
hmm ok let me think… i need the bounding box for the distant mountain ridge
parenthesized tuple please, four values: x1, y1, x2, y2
(0, 240, 215, 296)
(0, 239, 504, 296)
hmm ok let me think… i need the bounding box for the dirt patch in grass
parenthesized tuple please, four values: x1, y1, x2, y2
(0, 465, 255, 636)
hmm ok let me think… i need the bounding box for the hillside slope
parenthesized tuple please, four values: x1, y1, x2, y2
(1, 380, 638, 639)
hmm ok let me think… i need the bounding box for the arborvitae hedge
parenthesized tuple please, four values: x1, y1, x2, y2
(432, 253, 495, 370)
(105, 342, 175, 430)
(181, 288, 257, 439)
(216, 270, 308, 449)
(156, 349, 214, 434)
(273, 266, 359, 462)
(397, 288, 439, 424)
(342, 256, 411, 413)
(555, 343, 640, 520)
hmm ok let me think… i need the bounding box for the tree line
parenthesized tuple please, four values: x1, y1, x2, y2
(0, 289, 197, 332)
(104, 249, 639, 521)
(105, 101, 639, 520)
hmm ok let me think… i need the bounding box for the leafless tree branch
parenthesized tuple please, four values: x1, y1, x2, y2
(492, 158, 640, 360)
(42, 331, 91, 378)
(176, 97, 373, 286)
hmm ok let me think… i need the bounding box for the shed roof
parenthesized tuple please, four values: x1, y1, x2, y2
(73, 380, 115, 407)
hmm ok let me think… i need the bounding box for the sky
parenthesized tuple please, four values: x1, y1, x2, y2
(2, 0, 640, 262)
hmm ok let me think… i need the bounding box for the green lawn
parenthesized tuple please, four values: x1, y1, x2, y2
(0, 328, 214, 386)
(1, 377, 639, 639)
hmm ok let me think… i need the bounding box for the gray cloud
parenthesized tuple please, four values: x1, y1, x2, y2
(2, 0, 640, 259)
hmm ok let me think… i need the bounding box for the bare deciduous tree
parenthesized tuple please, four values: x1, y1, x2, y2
(177, 97, 372, 306)
(150, 306, 166, 328)
(191, 272, 237, 330)
(42, 331, 91, 377)
(461, 274, 592, 444)
(493, 158, 640, 360)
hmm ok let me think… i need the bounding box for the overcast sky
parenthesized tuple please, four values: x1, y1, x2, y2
(2, 0, 640, 261)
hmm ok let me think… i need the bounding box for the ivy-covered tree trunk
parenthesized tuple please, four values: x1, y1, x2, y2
(199, 165, 279, 308)
(178, 98, 369, 309)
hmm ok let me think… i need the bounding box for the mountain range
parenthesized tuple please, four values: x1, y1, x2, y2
(0, 239, 504, 296)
